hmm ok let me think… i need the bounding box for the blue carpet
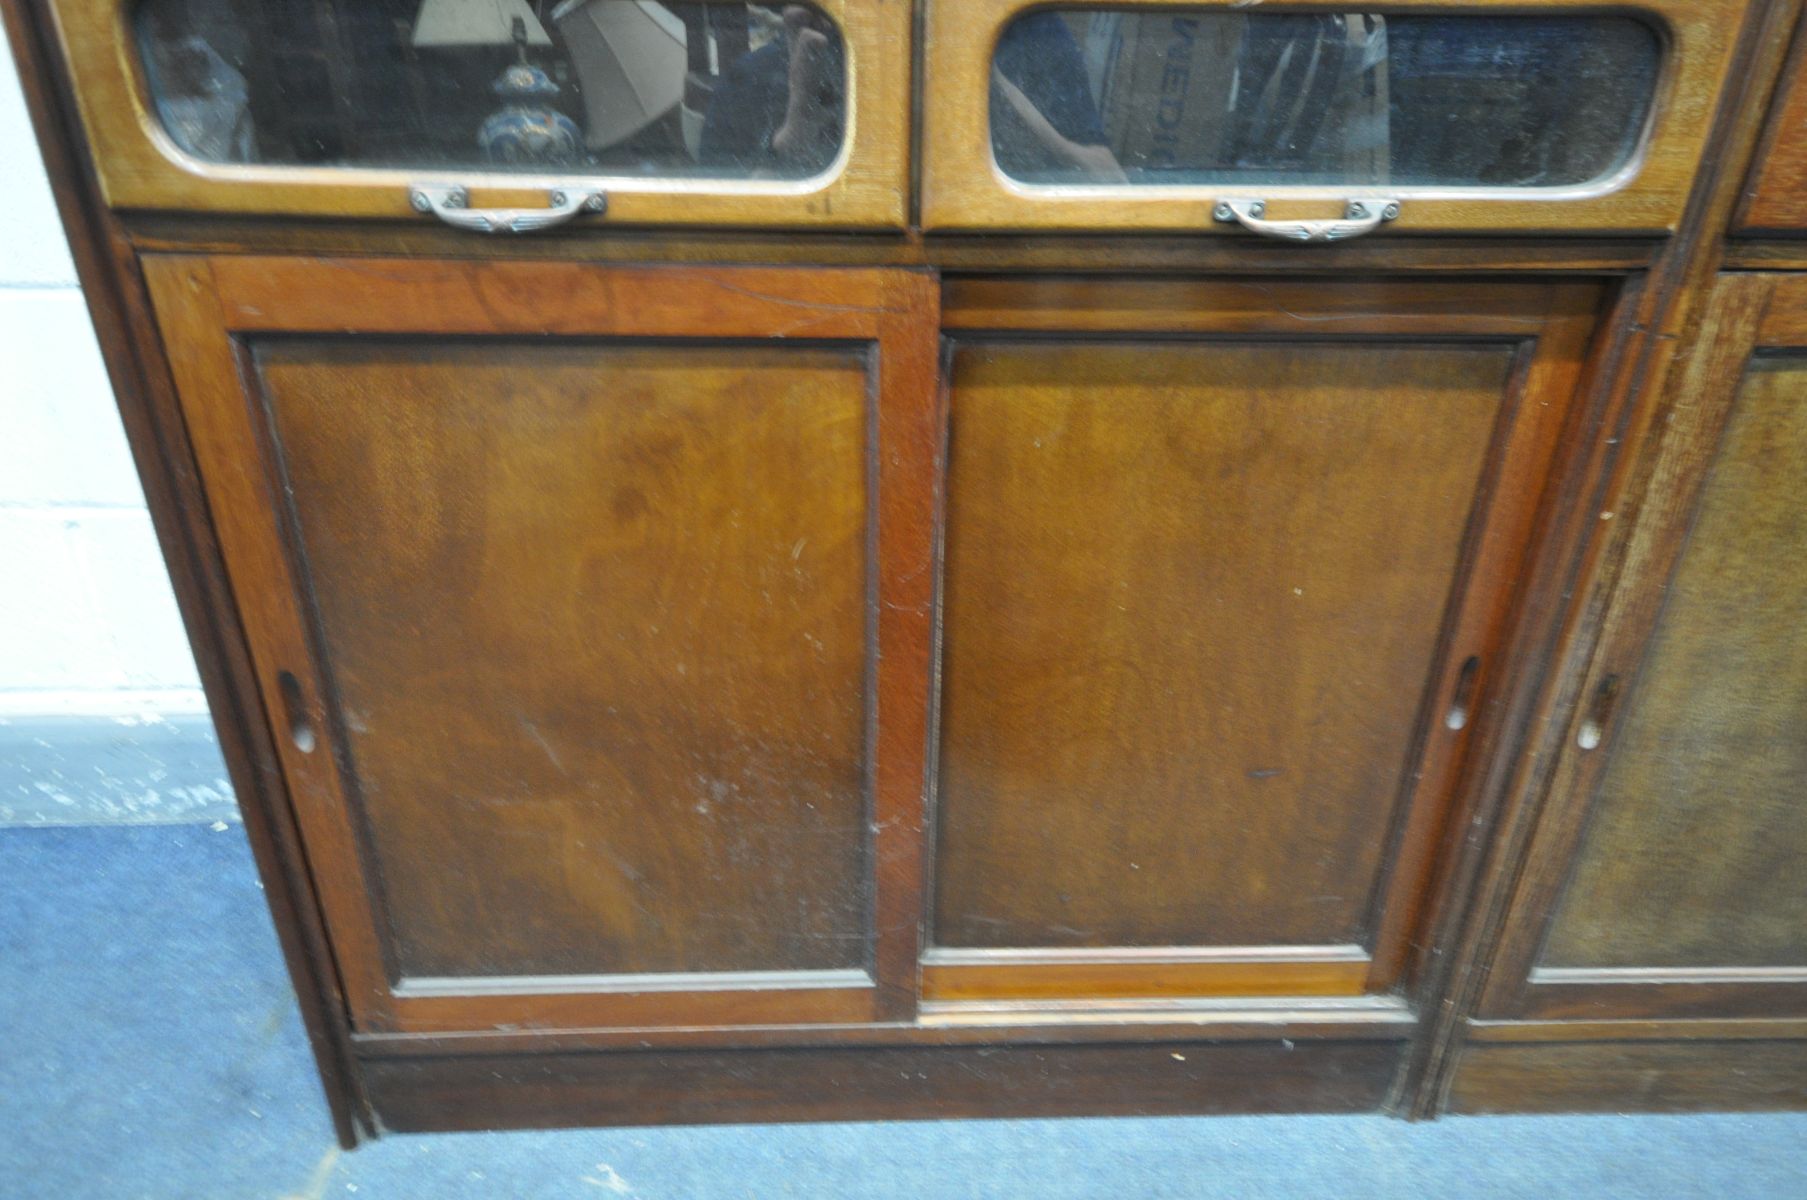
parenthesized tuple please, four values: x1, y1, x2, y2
(2, 824, 1803, 1199)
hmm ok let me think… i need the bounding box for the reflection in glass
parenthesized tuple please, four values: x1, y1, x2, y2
(134, 0, 846, 179)
(990, 12, 1662, 189)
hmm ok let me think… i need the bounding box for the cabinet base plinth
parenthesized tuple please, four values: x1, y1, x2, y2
(359, 1039, 1406, 1133)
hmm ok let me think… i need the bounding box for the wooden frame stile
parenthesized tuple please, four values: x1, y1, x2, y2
(1397, 275, 1660, 1104)
(920, 275, 1603, 1013)
(136, 256, 942, 1038)
(0, 0, 373, 1145)
(1380, 268, 1654, 1114)
(1734, 8, 1807, 235)
(1401, 0, 1807, 1117)
(921, 0, 1752, 235)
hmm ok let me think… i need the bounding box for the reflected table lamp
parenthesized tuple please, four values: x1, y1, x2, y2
(412, 0, 582, 163)
(550, 0, 687, 153)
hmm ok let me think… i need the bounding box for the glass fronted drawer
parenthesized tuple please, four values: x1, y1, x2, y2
(48, 0, 908, 227)
(922, 0, 1748, 236)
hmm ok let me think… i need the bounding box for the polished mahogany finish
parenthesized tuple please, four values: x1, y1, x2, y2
(7, 0, 1807, 1142)
(142, 256, 938, 1036)
(928, 278, 1599, 1010)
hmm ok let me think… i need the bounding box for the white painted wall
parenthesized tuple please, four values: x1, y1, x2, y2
(0, 33, 205, 719)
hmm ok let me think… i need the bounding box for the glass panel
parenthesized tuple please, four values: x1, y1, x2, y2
(990, 11, 1661, 189)
(134, 1, 845, 179)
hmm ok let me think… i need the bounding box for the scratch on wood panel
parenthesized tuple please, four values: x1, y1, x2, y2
(890, 559, 933, 589)
(770, 315, 850, 339)
(1232, 281, 1540, 329)
(517, 715, 567, 775)
(704, 278, 889, 317)
(315, 259, 468, 286)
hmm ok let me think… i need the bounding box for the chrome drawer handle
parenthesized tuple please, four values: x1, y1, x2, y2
(1213, 197, 1400, 242)
(409, 184, 607, 234)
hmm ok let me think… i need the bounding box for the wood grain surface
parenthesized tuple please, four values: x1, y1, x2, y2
(933, 337, 1510, 952)
(258, 338, 871, 980)
(143, 256, 939, 1033)
(1541, 352, 1807, 970)
(1739, 16, 1807, 232)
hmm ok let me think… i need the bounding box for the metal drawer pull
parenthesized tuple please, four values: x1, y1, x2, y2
(409, 184, 607, 235)
(1213, 197, 1401, 243)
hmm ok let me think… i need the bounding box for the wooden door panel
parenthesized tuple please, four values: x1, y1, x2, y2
(934, 339, 1510, 950)
(257, 339, 870, 981)
(927, 277, 1602, 1003)
(1480, 274, 1807, 1023)
(1540, 355, 1807, 971)
(143, 257, 939, 1033)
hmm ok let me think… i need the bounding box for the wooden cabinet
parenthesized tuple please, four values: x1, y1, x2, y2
(10, 0, 1806, 1143)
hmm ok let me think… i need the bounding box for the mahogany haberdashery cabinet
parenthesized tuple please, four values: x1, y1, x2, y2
(7, 0, 1806, 1142)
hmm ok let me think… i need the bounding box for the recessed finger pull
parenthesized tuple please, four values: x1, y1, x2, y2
(1445, 655, 1483, 732)
(1577, 674, 1622, 751)
(277, 670, 317, 754)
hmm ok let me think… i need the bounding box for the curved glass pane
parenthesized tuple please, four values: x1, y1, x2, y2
(990, 11, 1661, 189)
(134, 1, 845, 179)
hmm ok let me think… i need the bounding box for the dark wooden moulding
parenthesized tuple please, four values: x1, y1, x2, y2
(6, 0, 1806, 1143)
